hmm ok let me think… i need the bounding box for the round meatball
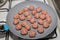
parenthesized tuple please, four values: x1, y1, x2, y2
(39, 14, 46, 19)
(41, 10, 48, 15)
(27, 16, 32, 21)
(32, 10, 36, 15)
(46, 15, 51, 24)
(15, 24, 22, 30)
(13, 13, 19, 19)
(13, 19, 19, 25)
(36, 7, 42, 13)
(29, 30, 36, 38)
(18, 10, 23, 15)
(38, 19, 44, 25)
(43, 22, 49, 28)
(32, 22, 38, 29)
(23, 7, 29, 11)
(24, 11, 30, 17)
(21, 22, 27, 27)
(30, 18, 36, 23)
(29, 5, 34, 11)
(25, 24, 31, 31)
(19, 15, 25, 21)
(37, 27, 44, 33)
(21, 28, 28, 35)
(34, 13, 39, 19)
(46, 17, 51, 24)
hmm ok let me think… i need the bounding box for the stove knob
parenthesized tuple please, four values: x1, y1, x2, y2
(4, 24, 9, 31)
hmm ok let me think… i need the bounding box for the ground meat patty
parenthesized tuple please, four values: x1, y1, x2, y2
(27, 15, 32, 21)
(41, 10, 48, 15)
(23, 7, 29, 11)
(36, 7, 42, 13)
(19, 15, 25, 21)
(38, 19, 44, 25)
(21, 28, 28, 35)
(34, 13, 39, 19)
(15, 24, 22, 30)
(29, 30, 36, 38)
(30, 18, 36, 23)
(21, 22, 27, 27)
(39, 14, 46, 20)
(24, 11, 30, 17)
(25, 24, 31, 31)
(32, 22, 38, 29)
(18, 10, 23, 15)
(13, 13, 19, 19)
(37, 27, 44, 33)
(13, 19, 19, 25)
(32, 10, 37, 15)
(29, 5, 34, 11)
(43, 22, 49, 28)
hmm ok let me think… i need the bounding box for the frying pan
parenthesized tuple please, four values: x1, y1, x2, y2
(6, 1, 58, 39)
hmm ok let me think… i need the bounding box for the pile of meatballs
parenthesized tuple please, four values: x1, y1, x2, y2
(13, 5, 51, 38)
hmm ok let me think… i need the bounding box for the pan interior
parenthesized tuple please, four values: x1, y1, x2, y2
(6, 1, 58, 39)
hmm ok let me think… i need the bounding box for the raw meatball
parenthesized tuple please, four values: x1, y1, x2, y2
(15, 24, 22, 30)
(21, 22, 27, 27)
(13, 19, 19, 25)
(32, 22, 38, 29)
(37, 27, 44, 33)
(34, 13, 39, 19)
(41, 10, 48, 15)
(43, 22, 49, 28)
(32, 10, 36, 15)
(25, 24, 31, 31)
(39, 14, 46, 19)
(46, 17, 51, 24)
(36, 7, 42, 13)
(23, 7, 29, 11)
(29, 30, 36, 38)
(21, 28, 28, 35)
(18, 10, 23, 15)
(29, 5, 34, 11)
(30, 18, 36, 23)
(13, 13, 19, 19)
(27, 15, 32, 21)
(19, 15, 25, 21)
(46, 15, 51, 24)
(38, 19, 44, 25)
(24, 11, 30, 17)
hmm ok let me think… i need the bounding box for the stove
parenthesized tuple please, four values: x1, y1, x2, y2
(0, 0, 60, 40)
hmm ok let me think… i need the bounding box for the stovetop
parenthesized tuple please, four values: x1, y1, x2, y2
(0, 0, 60, 40)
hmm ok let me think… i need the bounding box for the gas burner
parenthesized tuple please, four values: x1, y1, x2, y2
(0, 0, 7, 7)
(0, 0, 12, 12)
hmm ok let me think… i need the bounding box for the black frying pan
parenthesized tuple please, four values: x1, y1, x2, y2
(6, 1, 58, 39)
